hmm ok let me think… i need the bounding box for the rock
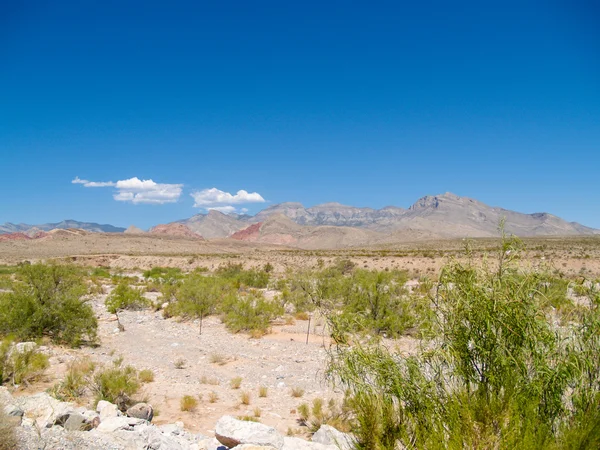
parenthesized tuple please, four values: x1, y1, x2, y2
(232, 445, 279, 450)
(64, 412, 90, 431)
(97, 400, 121, 420)
(283, 437, 337, 450)
(215, 416, 284, 449)
(15, 392, 73, 428)
(127, 402, 154, 421)
(312, 425, 355, 450)
(96, 416, 145, 433)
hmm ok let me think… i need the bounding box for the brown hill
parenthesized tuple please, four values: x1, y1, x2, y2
(124, 225, 146, 234)
(230, 214, 385, 249)
(0, 232, 31, 242)
(150, 223, 204, 239)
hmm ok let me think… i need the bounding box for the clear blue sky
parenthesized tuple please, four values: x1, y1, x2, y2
(1, 1, 599, 229)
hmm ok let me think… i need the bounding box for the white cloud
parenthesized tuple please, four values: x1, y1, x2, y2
(72, 176, 116, 187)
(191, 188, 266, 208)
(72, 176, 182, 205)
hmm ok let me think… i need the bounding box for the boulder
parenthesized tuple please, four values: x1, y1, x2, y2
(64, 412, 91, 431)
(215, 416, 284, 449)
(312, 425, 355, 450)
(96, 416, 146, 433)
(127, 402, 154, 421)
(283, 437, 337, 450)
(97, 400, 121, 420)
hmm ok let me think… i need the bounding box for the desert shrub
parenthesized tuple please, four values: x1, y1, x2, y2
(172, 274, 232, 334)
(143, 267, 183, 282)
(222, 291, 283, 335)
(90, 267, 111, 278)
(0, 404, 18, 450)
(105, 281, 149, 313)
(0, 263, 97, 346)
(258, 386, 268, 397)
(180, 395, 198, 411)
(0, 339, 49, 386)
(139, 369, 155, 383)
(215, 263, 270, 289)
(240, 391, 251, 405)
(93, 362, 140, 411)
(333, 269, 414, 339)
(328, 235, 600, 449)
(51, 358, 95, 401)
(230, 376, 243, 389)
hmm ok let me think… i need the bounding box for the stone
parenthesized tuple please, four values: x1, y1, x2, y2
(283, 437, 337, 450)
(64, 412, 91, 431)
(127, 402, 154, 421)
(312, 425, 355, 450)
(96, 416, 145, 433)
(97, 400, 121, 420)
(215, 416, 284, 449)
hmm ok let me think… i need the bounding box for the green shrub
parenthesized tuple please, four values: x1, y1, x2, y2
(328, 235, 600, 449)
(0, 263, 97, 346)
(51, 358, 95, 401)
(215, 263, 270, 288)
(0, 339, 49, 386)
(173, 274, 231, 334)
(105, 282, 149, 314)
(93, 363, 140, 411)
(222, 291, 283, 335)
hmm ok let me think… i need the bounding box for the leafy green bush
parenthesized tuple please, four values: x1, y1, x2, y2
(171, 274, 233, 334)
(105, 282, 149, 314)
(222, 291, 283, 336)
(215, 263, 270, 288)
(0, 263, 97, 346)
(51, 358, 96, 401)
(328, 236, 600, 449)
(93, 362, 140, 411)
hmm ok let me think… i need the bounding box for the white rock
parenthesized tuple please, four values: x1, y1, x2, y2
(97, 400, 121, 420)
(215, 415, 284, 449)
(96, 416, 145, 433)
(283, 437, 337, 450)
(312, 425, 355, 450)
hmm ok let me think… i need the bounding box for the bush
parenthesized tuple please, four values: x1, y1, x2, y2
(328, 235, 600, 449)
(139, 369, 155, 383)
(215, 263, 270, 289)
(222, 291, 283, 335)
(51, 358, 95, 401)
(0, 263, 97, 346)
(0, 339, 49, 386)
(180, 395, 198, 411)
(173, 274, 231, 334)
(93, 362, 140, 411)
(105, 282, 149, 314)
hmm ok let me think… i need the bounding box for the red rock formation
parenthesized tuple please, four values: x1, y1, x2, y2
(230, 222, 262, 241)
(0, 232, 32, 242)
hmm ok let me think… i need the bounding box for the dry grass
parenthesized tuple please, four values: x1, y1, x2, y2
(258, 386, 268, 398)
(230, 376, 243, 389)
(291, 387, 305, 398)
(208, 391, 219, 403)
(200, 374, 220, 385)
(180, 395, 198, 412)
(174, 358, 186, 369)
(209, 352, 228, 365)
(0, 405, 18, 450)
(240, 391, 251, 405)
(139, 369, 155, 383)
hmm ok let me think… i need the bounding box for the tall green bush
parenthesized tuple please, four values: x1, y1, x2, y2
(0, 263, 97, 346)
(328, 236, 600, 449)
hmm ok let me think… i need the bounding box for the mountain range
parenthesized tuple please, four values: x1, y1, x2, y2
(0, 220, 125, 235)
(1, 193, 598, 245)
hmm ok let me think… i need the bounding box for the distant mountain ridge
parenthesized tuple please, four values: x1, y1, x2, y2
(0, 220, 125, 235)
(3, 193, 598, 241)
(177, 192, 599, 239)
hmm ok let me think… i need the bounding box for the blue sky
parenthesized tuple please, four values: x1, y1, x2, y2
(1, 1, 599, 229)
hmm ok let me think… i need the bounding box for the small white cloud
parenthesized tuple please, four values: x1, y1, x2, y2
(191, 188, 265, 208)
(72, 176, 116, 187)
(73, 176, 182, 204)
